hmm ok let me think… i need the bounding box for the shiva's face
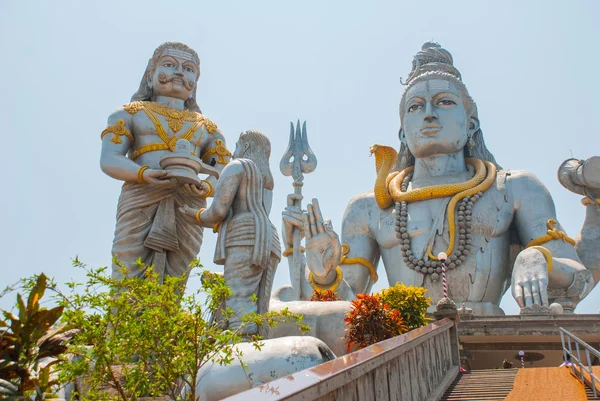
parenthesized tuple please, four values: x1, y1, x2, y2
(402, 79, 476, 159)
(149, 48, 199, 101)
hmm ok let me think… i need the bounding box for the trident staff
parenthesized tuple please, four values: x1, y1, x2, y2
(280, 121, 317, 300)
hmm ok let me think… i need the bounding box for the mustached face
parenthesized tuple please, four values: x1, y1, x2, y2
(402, 79, 477, 159)
(149, 49, 198, 101)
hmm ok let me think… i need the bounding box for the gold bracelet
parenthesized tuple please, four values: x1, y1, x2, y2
(526, 219, 576, 248)
(309, 266, 344, 294)
(339, 244, 379, 283)
(137, 165, 150, 184)
(213, 222, 220, 233)
(195, 208, 206, 225)
(201, 180, 213, 198)
(282, 246, 306, 257)
(529, 246, 553, 273)
(582, 198, 600, 206)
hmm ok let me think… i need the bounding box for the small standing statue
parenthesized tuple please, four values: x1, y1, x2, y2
(181, 130, 281, 336)
(100, 42, 232, 281)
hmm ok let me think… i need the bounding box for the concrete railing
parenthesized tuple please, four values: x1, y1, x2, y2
(223, 317, 460, 401)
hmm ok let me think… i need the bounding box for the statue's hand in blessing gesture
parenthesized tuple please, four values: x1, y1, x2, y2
(303, 199, 342, 279)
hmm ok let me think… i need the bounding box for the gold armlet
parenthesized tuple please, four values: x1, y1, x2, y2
(309, 266, 343, 294)
(137, 165, 150, 184)
(282, 247, 306, 257)
(101, 120, 133, 144)
(582, 198, 600, 206)
(529, 246, 553, 273)
(339, 243, 379, 283)
(202, 139, 232, 165)
(195, 208, 206, 225)
(526, 219, 576, 248)
(200, 180, 214, 198)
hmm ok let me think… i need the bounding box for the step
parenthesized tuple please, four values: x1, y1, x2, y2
(441, 370, 517, 401)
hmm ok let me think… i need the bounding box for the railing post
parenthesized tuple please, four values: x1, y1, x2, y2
(576, 342, 584, 382)
(567, 334, 575, 376)
(560, 331, 567, 366)
(434, 297, 460, 366)
(585, 348, 597, 397)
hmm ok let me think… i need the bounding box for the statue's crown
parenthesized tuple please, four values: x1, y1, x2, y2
(405, 42, 462, 84)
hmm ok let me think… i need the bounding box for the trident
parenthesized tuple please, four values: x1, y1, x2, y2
(280, 120, 318, 300)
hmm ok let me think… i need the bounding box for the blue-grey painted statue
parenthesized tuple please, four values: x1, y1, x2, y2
(181, 130, 281, 336)
(281, 42, 600, 315)
(100, 42, 232, 281)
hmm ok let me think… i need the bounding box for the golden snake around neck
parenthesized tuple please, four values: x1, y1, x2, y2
(370, 144, 497, 260)
(369, 144, 398, 209)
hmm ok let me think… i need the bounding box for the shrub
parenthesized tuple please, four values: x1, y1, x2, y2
(309, 290, 342, 302)
(56, 257, 309, 401)
(0, 273, 78, 400)
(343, 294, 406, 352)
(375, 283, 431, 331)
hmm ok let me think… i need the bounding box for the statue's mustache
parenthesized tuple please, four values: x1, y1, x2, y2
(158, 73, 195, 91)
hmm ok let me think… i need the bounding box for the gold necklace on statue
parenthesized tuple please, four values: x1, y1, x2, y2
(144, 101, 202, 133)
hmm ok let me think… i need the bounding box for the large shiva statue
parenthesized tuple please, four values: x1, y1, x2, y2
(280, 42, 600, 316)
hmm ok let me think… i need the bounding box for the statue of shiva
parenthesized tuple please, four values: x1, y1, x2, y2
(281, 42, 600, 316)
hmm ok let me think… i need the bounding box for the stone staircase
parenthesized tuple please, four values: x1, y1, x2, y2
(585, 382, 600, 400)
(441, 368, 518, 400)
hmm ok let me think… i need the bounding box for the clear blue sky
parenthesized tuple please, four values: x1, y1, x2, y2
(1, 0, 599, 315)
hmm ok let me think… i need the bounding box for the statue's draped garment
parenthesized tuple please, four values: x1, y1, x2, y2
(111, 182, 205, 279)
(214, 158, 281, 335)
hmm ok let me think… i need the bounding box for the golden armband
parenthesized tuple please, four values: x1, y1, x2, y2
(526, 219, 576, 248)
(529, 246, 553, 273)
(339, 244, 379, 283)
(137, 165, 150, 184)
(101, 120, 133, 144)
(309, 266, 344, 294)
(202, 139, 232, 165)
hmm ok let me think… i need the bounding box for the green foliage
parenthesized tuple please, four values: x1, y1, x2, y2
(375, 283, 432, 330)
(0, 273, 78, 400)
(57, 258, 309, 401)
(343, 294, 406, 352)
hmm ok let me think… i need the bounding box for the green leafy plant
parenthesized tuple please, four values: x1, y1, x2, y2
(375, 283, 432, 330)
(58, 258, 309, 401)
(0, 273, 78, 400)
(309, 290, 342, 302)
(343, 293, 406, 352)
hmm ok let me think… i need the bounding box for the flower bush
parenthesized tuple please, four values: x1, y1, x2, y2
(343, 294, 406, 352)
(375, 283, 431, 331)
(309, 290, 342, 302)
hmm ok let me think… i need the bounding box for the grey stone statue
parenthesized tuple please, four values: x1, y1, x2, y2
(100, 42, 231, 281)
(282, 42, 600, 315)
(181, 130, 281, 335)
